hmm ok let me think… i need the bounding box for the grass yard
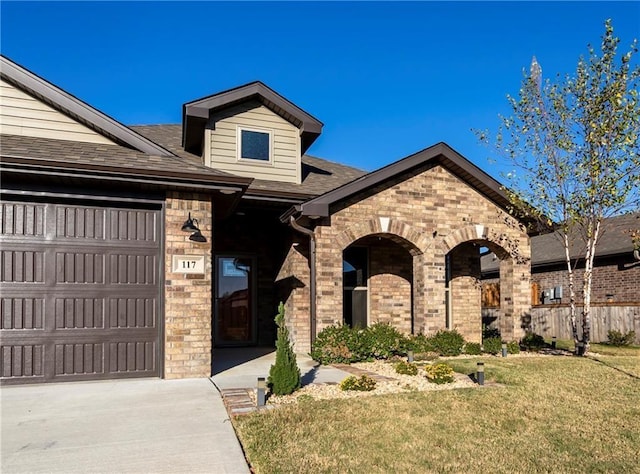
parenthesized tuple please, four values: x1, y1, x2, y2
(233, 350, 640, 474)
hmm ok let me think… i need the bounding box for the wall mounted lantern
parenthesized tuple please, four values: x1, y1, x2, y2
(181, 213, 207, 243)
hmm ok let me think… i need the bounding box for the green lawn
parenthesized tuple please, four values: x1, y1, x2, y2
(233, 350, 640, 474)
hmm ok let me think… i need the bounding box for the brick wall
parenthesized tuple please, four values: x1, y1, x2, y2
(449, 243, 482, 342)
(164, 192, 213, 379)
(532, 258, 640, 304)
(308, 164, 531, 344)
(276, 236, 312, 354)
(368, 237, 413, 332)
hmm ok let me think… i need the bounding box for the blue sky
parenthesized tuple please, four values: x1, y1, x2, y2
(2, 1, 638, 177)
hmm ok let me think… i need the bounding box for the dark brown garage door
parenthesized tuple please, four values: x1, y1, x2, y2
(0, 199, 162, 384)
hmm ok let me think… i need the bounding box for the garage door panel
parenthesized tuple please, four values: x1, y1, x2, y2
(55, 342, 105, 376)
(1, 202, 46, 237)
(56, 206, 106, 240)
(1, 344, 45, 379)
(109, 341, 156, 374)
(108, 298, 156, 329)
(1, 297, 45, 330)
(55, 298, 105, 329)
(56, 251, 105, 284)
(0, 199, 162, 385)
(109, 209, 158, 242)
(0, 249, 45, 282)
(109, 254, 157, 285)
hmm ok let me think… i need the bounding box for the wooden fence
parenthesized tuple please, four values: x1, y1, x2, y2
(483, 304, 640, 343)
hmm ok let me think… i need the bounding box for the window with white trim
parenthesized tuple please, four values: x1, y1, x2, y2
(238, 127, 271, 162)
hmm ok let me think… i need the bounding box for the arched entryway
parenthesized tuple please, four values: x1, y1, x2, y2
(442, 226, 530, 342)
(343, 234, 420, 332)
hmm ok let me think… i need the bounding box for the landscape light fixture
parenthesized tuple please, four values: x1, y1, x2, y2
(501, 343, 507, 358)
(257, 377, 266, 407)
(477, 362, 485, 386)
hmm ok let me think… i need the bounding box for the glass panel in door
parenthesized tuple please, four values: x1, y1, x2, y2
(215, 256, 255, 345)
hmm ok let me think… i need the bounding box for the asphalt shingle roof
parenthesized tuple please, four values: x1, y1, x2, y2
(0, 133, 237, 180)
(481, 212, 640, 272)
(130, 124, 366, 198)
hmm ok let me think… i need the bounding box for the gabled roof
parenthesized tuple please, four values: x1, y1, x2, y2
(283, 142, 539, 233)
(0, 55, 174, 157)
(182, 81, 323, 155)
(131, 125, 365, 201)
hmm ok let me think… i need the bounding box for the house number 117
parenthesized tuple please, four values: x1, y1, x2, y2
(172, 255, 205, 274)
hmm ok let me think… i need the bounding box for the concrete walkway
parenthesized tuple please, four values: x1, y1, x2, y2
(1, 378, 249, 474)
(211, 347, 351, 391)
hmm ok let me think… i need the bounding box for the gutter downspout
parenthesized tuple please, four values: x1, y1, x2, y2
(289, 215, 317, 347)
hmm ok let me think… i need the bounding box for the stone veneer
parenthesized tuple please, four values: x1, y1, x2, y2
(164, 192, 213, 379)
(284, 163, 532, 347)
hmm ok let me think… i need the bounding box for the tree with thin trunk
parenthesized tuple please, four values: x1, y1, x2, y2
(478, 20, 640, 354)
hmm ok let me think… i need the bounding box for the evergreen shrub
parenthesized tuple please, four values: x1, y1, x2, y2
(482, 337, 503, 355)
(429, 330, 465, 356)
(464, 342, 482, 355)
(268, 303, 301, 395)
(607, 330, 636, 346)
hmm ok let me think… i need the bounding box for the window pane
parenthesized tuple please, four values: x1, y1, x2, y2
(241, 130, 270, 160)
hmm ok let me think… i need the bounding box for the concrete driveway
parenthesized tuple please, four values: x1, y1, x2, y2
(1, 378, 249, 473)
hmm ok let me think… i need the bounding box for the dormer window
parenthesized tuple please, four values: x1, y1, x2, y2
(238, 127, 272, 162)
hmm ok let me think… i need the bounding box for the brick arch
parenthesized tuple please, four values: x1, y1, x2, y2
(335, 218, 427, 255)
(439, 224, 526, 262)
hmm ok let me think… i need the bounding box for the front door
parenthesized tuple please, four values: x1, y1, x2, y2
(215, 256, 256, 346)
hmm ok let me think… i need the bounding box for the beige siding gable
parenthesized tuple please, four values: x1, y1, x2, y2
(0, 79, 116, 145)
(205, 100, 301, 184)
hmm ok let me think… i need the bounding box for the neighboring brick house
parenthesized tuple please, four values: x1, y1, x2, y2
(1, 55, 536, 385)
(481, 213, 640, 341)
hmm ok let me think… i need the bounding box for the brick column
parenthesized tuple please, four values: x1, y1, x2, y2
(164, 192, 213, 379)
(499, 258, 531, 341)
(421, 248, 447, 335)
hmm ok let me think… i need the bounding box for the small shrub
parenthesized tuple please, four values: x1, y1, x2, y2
(506, 340, 520, 354)
(430, 330, 465, 356)
(482, 337, 503, 355)
(521, 332, 546, 352)
(297, 394, 314, 403)
(464, 342, 482, 355)
(482, 325, 501, 340)
(413, 351, 439, 361)
(406, 334, 435, 353)
(424, 363, 455, 384)
(311, 325, 362, 364)
(394, 360, 418, 376)
(364, 323, 409, 359)
(607, 329, 636, 347)
(340, 374, 377, 391)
